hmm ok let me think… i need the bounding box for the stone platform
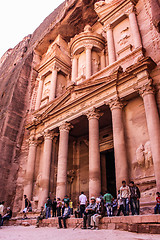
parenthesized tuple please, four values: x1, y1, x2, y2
(5, 215, 160, 234)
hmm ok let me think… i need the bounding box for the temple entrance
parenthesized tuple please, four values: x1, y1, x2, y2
(101, 148, 117, 198)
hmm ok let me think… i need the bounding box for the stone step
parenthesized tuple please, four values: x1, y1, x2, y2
(4, 214, 160, 234)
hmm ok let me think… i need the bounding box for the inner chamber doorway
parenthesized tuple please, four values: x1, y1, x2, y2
(101, 148, 117, 198)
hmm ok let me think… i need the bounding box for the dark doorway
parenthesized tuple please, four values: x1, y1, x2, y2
(101, 148, 116, 198)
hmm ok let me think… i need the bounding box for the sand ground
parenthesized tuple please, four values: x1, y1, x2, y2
(0, 226, 160, 240)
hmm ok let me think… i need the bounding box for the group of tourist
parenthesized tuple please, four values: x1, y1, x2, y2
(1, 181, 160, 229)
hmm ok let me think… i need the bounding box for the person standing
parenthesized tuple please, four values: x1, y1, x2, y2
(57, 198, 62, 217)
(52, 198, 57, 217)
(79, 192, 87, 218)
(120, 181, 131, 216)
(23, 195, 30, 219)
(46, 196, 52, 219)
(154, 192, 160, 214)
(117, 190, 126, 216)
(103, 190, 114, 217)
(129, 181, 140, 215)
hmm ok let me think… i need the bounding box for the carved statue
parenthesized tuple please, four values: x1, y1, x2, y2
(92, 58, 100, 74)
(136, 144, 145, 167)
(135, 141, 153, 169)
(144, 141, 153, 168)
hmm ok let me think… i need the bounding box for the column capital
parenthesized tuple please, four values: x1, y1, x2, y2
(138, 79, 155, 98)
(86, 107, 103, 120)
(43, 130, 54, 140)
(108, 97, 123, 111)
(104, 24, 113, 32)
(85, 44, 93, 50)
(59, 122, 73, 133)
(29, 136, 37, 146)
(52, 64, 60, 72)
(126, 5, 137, 16)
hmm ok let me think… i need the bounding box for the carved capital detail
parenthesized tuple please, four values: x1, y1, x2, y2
(29, 136, 37, 147)
(85, 44, 93, 50)
(43, 130, 54, 140)
(59, 122, 73, 132)
(138, 80, 155, 98)
(108, 98, 123, 111)
(86, 107, 103, 120)
(126, 5, 137, 15)
(104, 24, 112, 32)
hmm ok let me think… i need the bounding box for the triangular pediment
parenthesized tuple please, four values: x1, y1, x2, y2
(38, 76, 112, 120)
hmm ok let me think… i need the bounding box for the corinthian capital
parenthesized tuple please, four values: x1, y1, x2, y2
(85, 44, 93, 50)
(59, 122, 73, 132)
(138, 79, 155, 98)
(86, 107, 103, 120)
(108, 97, 123, 111)
(29, 136, 37, 146)
(43, 130, 53, 140)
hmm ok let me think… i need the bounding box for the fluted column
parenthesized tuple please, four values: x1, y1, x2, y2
(56, 122, 73, 199)
(71, 55, 78, 82)
(85, 44, 92, 79)
(101, 50, 106, 70)
(106, 25, 116, 64)
(38, 130, 53, 208)
(109, 98, 128, 190)
(128, 7, 142, 48)
(24, 136, 37, 200)
(35, 77, 43, 110)
(49, 65, 58, 101)
(87, 108, 103, 198)
(139, 80, 160, 190)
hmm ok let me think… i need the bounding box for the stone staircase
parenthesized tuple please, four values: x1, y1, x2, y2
(4, 214, 160, 234)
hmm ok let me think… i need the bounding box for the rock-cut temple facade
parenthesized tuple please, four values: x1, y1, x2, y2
(0, 0, 160, 213)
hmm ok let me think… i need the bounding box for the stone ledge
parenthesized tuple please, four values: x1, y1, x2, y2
(4, 214, 160, 234)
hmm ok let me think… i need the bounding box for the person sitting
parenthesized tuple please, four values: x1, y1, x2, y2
(36, 206, 46, 228)
(0, 201, 4, 227)
(1, 207, 12, 226)
(75, 203, 81, 218)
(103, 190, 114, 217)
(112, 198, 118, 216)
(154, 192, 160, 214)
(90, 198, 105, 230)
(58, 203, 71, 229)
(82, 197, 96, 229)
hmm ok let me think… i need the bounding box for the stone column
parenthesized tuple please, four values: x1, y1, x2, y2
(101, 153, 107, 194)
(71, 55, 78, 82)
(106, 25, 116, 64)
(49, 66, 58, 101)
(24, 136, 37, 200)
(87, 108, 103, 198)
(101, 50, 106, 70)
(85, 44, 92, 79)
(56, 122, 73, 199)
(128, 7, 142, 48)
(35, 77, 43, 110)
(139, 81, 160, 190)
(109, 98, 128, 191)
(38, 130, 53, 208)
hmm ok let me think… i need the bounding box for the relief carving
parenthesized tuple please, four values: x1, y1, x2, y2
(92, 58, 100, 74)
(117, 27, 130, 46)
(134, 141, 153, 169)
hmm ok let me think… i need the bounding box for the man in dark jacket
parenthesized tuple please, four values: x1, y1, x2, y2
(58, 203, 71, 229)
(82, 197, 96, 229)
(46, 196, 52, 219)
(52, 198, 57, 217)
(36, 206, 46, 228)
(129, 181, 140, 215)
(1, 207, 12, 226)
